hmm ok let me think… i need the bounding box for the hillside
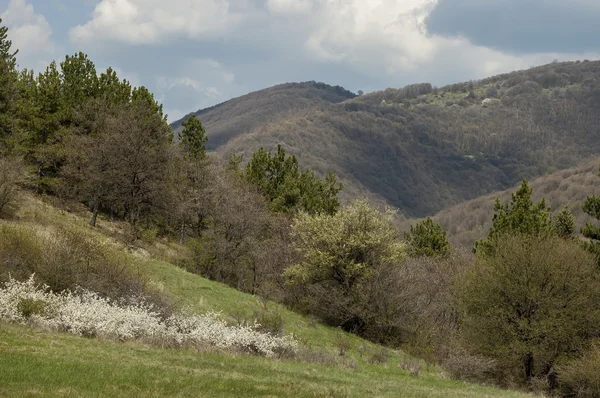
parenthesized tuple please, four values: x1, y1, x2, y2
(0, 194, 533, 398)
(397, 158, 600, 247)
(170, 81, 357, 149)
(172, 60, 600, 217)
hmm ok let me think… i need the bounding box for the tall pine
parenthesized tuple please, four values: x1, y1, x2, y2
(0, 18, 19, 153)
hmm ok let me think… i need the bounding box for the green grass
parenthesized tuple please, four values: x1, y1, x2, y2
(0, 323, 534, 398)
(0, 194, 537, 397)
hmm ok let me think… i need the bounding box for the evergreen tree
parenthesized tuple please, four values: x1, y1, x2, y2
(404, 217, 450, 257)
(180, 114, 208, 159)
(98, 67, 132, 105)
(0, 18, 19, 152)
(581, 168, 600, 265)
(474, 180, 554, 254)
(553, 206, 575, 239)
(245, 144, 342, 215)
(60, 52, 99, 122)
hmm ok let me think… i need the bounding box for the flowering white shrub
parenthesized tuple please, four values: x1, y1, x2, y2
(0, 275, 298, 357)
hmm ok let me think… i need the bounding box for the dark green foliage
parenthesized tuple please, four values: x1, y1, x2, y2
(245, 144, 342, 215)
(553, 206, 575, 239)
(0, 157, 24, 218)
(60, 52, 99, 120)
(474, 180, 554, 254)
(403, 217, 450, 257)
(0, 18, 18, 152)
(180, 114, 207, 159)
(581, 167, 600, 265)
(457, 236, 600, 387)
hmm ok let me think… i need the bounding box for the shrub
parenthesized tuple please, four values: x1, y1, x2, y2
(253, 308, 284, 336)
(398, 359, 423, 377)
(443, 349, 497, 384)
(17, 297, 49, 318)
(557, 343, 600, 397)
(368, 347, 390, 364)
(0, 276, 298, 358)
(334, 331, 353, 356)
(0, 224, 167, 311)
(286, 200, 405, 334)
(456, 236, 600, 386)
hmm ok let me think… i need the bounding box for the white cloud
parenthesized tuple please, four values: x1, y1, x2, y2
(299, 0, 599, 83)
(69, 0, 244, 46)
(61, 0, 600, 120)
(1, 0, 56, 70)
(267, 0, 313, 15)
(155, 57, 237, 122)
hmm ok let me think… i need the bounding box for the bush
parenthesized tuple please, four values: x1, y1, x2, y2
(286, 200, 405, 335)
(456, 236, 600, 387)
(334, 331, 353, 356)
(398, 359, 423, 377)
(557, 343, 600, 397)
(368, 347, 390, 364)
(443, 349, 497, 384)
(0, 224, 167, 310)
(253, 308, 284, 336)
(17, 297, 49, 318)
(0, 276, 299, 358)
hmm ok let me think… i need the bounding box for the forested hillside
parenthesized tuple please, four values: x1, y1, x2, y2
(4, 14, 600, 395)
(173, 60, 600, 217)
(398, 159, 600, 247)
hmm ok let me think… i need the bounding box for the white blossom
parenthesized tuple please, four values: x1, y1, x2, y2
(0, 275, 298, 357)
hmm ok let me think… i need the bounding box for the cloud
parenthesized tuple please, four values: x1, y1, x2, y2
(267, 0, 313, 15)
(155, 57, 237, 122)
(60, 0, 600, 120)
(426, 0, 600, 54)
(1, 0, 57, 70)
(69, 0, 245, 46)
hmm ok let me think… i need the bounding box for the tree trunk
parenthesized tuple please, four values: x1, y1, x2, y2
(523, 352, 534, 382)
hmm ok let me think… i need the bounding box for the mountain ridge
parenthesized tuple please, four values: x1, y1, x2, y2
(171, 59, 600, 218)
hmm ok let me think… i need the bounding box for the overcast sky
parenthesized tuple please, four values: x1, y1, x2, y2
(2, 0, 599, 122)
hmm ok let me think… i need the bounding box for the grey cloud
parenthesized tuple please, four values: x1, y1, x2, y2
(426, 0, 600, 54)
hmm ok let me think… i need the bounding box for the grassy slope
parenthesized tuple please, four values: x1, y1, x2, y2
(0, 194, 535, 398)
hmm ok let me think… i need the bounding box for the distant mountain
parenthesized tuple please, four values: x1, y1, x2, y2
(397, 158, 600, 248)
(171, 60, 600, 217)
(170, 81, 356, 149)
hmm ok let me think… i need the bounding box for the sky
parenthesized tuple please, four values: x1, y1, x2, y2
(1, 0, 599, 123)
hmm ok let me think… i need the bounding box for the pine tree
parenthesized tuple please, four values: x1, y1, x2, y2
(0, 18, 19, 152)
(245, 144, 342, 215)
(404, 217, 450, 257)
(474, 179, 554, 254)
(553, 206, 575, 239)
(180, 114, 208, 159)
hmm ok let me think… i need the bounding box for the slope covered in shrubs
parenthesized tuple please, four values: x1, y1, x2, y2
(0, 193, 536, 398)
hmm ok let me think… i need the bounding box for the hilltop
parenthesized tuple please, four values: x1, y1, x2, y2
(172, 60, 600, 217)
